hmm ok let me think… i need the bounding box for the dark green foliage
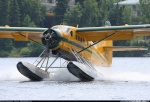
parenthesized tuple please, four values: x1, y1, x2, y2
(28, 42, 43, 57)
(0, 39, 13, 57)
(53, 0, 69, 25)
(81, 0, 100, 27)
(0, 0, 150, 57)
(65, 0, 100, 27)
(0, 0, 46, 57)
(0, 0, 10, 26)
(17, 0, 46, 27)
(122, 6, 134, 24)
(138, 0, 150, 24)
(0, 39, 13, 51)
(0, 0, 13, 57)
(75, 0, 84, 6)
(0, 51, 9, 57)
(64, 3, 82, 26)
(10, 0, 20, 26)
(48, 0, 53, 3)
(109, 3, 124, 26)
(97, 0, 115, 26)
(19, 47, 31, 56)
(22, 15, 36, 27)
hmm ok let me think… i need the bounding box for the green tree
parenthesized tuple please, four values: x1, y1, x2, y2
(97, 0, 115, 26)
(28, 42, 43, 57)
(75, 0, 84, 6)
(0, 39, 13, 57)
(29, 0, 46, 26)
(109, 2, 124, 26)
(139, 0, 150, 24)
(0, 0, 47, 57)
(10, 0, 20, 26)
(22, 15, 36, 27)
(48, 0, 53, 3)
(64, 3, 82, 26)
(12, 0, 46, 48)
(0, 0, 13, 57)
(0, 0, 10, 26)
(17, 0, 28, 25)
(80, 0, 100, 27)
(122, 6, 135, 24)
(17, 0, 46, 27)
(53, 0, 69, 25)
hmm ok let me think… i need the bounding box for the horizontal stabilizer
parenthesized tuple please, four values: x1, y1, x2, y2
(104, 46, 148, 51)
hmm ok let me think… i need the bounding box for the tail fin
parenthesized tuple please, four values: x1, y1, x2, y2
(96, 40, 147, 67)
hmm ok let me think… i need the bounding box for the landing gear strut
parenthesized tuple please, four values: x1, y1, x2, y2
(17, 49, 68, 81)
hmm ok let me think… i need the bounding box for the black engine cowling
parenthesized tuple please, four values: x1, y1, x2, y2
(41, 29, 61, 49)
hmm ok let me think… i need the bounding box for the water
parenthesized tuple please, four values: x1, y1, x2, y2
(0, 57, 150, 100)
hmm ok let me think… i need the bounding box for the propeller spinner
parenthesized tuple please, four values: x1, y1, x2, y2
(41, 28, 61, 49)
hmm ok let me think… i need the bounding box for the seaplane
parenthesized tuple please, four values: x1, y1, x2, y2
(0, 23, 150, 81)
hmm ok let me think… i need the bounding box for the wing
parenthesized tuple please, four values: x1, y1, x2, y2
(0, 26, 47, 41)
(76, 24, 150, 41)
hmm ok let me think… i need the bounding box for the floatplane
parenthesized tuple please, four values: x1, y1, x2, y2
(0, 23, 150, 81)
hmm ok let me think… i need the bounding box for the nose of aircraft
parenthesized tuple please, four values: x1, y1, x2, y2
(41, 28, 61, 49)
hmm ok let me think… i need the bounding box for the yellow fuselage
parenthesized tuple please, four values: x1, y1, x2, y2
(52, 25, 112, 67)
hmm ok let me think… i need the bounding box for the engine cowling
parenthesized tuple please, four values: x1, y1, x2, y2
(41, 29, 61, 49)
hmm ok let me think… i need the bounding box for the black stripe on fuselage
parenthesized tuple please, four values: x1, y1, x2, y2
(61, 37, 93, 54)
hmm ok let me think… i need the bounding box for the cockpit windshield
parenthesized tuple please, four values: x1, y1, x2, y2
(52, 26, 70, 33)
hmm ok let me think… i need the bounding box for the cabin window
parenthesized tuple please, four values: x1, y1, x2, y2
(70, 31, 73, 37)
(78, 36, 80, 41)
(81, 38, 82, 42)
(83, 38, 85, 42)
(76, 35, 84, 42)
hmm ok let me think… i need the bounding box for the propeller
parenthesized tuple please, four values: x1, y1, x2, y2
(41, 28, 61, 52)
(27, 28, 61, 56)
(18, 28, 61, 58)
(45, 28, 51, 53)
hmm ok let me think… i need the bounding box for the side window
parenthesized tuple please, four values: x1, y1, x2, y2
(76, 35, 78, 40)
(70, 31, 73, 37)
(83, 38, 85, 42)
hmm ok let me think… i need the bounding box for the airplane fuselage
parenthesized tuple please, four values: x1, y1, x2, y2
(46, 25, 112, 67)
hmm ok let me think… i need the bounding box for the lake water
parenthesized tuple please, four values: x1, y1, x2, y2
(0, 57, 150, 100)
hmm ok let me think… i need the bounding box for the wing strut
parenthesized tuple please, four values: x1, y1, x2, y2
(78, 32, 116, 53)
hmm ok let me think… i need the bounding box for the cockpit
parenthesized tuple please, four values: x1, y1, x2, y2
(52, 25, 70, 33)
(51, 25, 73, 37)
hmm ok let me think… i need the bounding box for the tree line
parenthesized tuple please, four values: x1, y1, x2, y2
(0, 0, 46, 57)
(0, 0, 150, 57)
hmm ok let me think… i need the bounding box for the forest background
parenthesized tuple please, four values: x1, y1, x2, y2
(0, 0, 150, 57)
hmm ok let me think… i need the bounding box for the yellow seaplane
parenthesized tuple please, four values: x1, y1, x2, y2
(0, 24, 150, 81)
